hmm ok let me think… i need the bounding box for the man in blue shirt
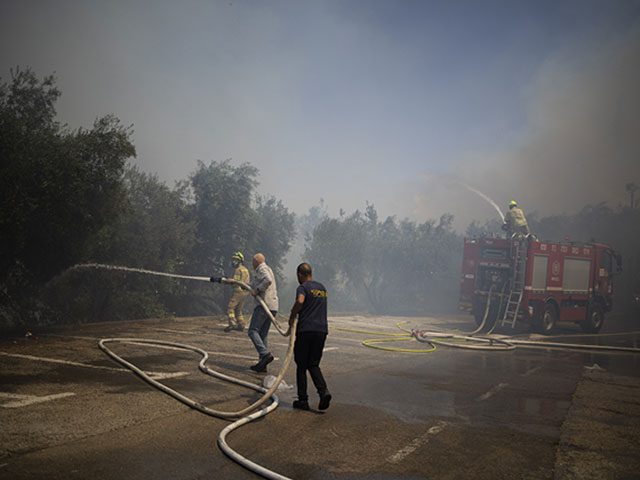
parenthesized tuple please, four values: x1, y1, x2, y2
(288, 262, 331, 411)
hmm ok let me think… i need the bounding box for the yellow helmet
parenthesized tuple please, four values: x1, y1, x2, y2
(509, 200, 518, 208)
(231, 251, 244, 262)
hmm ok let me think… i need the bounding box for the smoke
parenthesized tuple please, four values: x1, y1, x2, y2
(412, 20, 640, 232)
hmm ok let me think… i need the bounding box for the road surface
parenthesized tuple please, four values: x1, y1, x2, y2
(1, 312, 639, 479)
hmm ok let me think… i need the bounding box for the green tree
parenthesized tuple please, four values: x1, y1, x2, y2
(43, 166, 198, 322)
(286, 199, 328, 271)
(305, 204, 461, 314)
(253, 195, 296, 276)
(188, 159, 260, 272)
(0, 68, 135, 327)
(188, 159, 295, 275)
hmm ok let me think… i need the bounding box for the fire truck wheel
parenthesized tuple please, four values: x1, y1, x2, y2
(581, 304, 604, 333)
(538, 303, 557, 335)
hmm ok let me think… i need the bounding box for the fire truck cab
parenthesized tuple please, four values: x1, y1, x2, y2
(459, 236, 622, 334)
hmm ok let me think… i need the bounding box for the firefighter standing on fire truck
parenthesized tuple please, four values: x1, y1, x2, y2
(503, 201, 530, 236)
(222, 251, 250, 332)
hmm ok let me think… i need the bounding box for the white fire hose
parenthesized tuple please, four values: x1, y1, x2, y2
(96, 272, 296, 480)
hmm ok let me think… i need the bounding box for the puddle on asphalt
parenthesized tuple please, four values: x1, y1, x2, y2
(330, 372, 457, 424)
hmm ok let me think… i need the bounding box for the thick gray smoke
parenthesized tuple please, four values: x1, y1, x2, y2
(413, 21, 640, 231)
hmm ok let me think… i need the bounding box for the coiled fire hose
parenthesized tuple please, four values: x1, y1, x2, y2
(96, 273, 297, 480)
(331, 317, 516, 352)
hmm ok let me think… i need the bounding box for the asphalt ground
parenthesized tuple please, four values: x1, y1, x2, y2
(1, 311, 639, 479)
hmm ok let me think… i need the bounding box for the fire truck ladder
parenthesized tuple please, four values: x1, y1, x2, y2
(501, 239, 527, 328)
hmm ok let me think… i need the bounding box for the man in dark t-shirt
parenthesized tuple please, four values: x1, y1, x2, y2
(288, 262, 331, 411)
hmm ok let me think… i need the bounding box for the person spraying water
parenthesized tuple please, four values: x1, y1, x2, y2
(502, 200, 531, 237)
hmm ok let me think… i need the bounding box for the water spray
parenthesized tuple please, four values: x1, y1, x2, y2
(424, 173, 505, 222)
(72, 263, 212, 282)
(458, 183, 505, 222)
(73, 263, 291, 335)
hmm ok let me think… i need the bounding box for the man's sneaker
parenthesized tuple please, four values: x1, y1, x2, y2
(250, 362, 266, 373)
(262, 353, 274, 367)
(235, 326, 245, 332)
(292, 400, 310, 410)
(224, 326, 233, 333)
(318, 393, 332, 411)
(249, 353, 274, 373)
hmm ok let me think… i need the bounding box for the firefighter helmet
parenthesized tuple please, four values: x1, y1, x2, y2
(509, 200, 518, 208)
(231, 251, 244, 262)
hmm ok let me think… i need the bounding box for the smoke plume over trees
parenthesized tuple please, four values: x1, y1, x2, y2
(1, 68, 638, 330)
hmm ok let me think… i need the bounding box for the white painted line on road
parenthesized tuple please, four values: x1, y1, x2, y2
(1, 392, 75, 408)
(148, 372, 190, 380)
(477, 382, 509, 401)
(387, 421, 447, 464)
(323, 347, 339, 352)
(0, 351, 125, 371)
(0, 351, 189, 380)
(521, 366, 542, 377)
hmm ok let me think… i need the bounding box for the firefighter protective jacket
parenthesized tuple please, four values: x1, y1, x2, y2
(506, 207, 530, 235)
(232, 265, 250, 292)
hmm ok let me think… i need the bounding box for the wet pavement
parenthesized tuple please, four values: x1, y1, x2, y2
(1, 312, 639, 479)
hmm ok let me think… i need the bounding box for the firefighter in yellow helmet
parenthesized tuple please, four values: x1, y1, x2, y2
(503, 201, 530, 237)
(222, 251, 251, 332)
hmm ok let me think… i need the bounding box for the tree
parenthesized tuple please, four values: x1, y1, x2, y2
(0, 68, 135, 327)
(305, 204, 462, 314)
(188, 159, 260, 272)
(253, 195, 296, 277)
(187, 159, 295, 274)
(42, 166, 197, 322)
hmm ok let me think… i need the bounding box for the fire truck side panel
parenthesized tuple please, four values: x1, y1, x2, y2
(458, 239, 480, 311)
(530, 254, 549, 292)
(523, 242, 595, 323)
(562, 257, 591, 293)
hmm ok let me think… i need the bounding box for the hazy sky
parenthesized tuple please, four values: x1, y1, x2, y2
(2, 0, 639, 230)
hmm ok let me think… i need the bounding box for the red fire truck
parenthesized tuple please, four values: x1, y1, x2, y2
(459, 236, 622, 334)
